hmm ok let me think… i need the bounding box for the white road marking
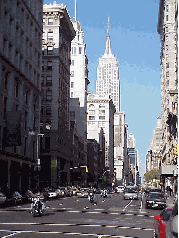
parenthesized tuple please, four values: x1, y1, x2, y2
(1, 231, 22, 238)
(123, 200, 132, 211)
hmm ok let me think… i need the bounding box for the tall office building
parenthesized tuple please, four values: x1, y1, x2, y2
(70, 0, 89, 165)
(96, 18, 120, 112)
(41, 1, 75, 188)
(0, 0, 43, 193)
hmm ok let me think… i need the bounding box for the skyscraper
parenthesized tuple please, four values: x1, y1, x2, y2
(96, 18, 120, 112)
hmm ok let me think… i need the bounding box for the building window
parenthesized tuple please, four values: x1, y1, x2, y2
(166, 62, 169, 68)
(79, 47, 82, 54)
(47, 32, 53, 40)
(71, 82, 74, 88)
(46, 76, 52, 86)
(70, 111, 75, 120)
(74, 47, 76, 55)
(4, 72, 9, 90)
(14, 78, 19, 98)
(71, 71, 74, 77)
(25, 91, 29, 105)
(99, 104, 105, 108)
(42, 32, 45, 40)
(48, 18, 53, 25)
(46, 106, 51, 115)
(166, 15, 168, 21)
(99, 110, 105, 115)
(47, 61, 52, 70)
(89, 116, 95, 120)
(166, 71, 169, 77)
(99, 116, 105, 120)
(47, 46, 53, 55)
(46, 90, 52, 101)
(71, 92, 73, 97)
(89, 110, 95, 115)
(43, 18, 45, 25)
(71, 60, 74, 65)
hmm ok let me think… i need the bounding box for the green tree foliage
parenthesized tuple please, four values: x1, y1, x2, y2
(144, 169, 160, 183)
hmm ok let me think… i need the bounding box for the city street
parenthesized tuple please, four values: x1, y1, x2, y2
(0, 192, 163, 238)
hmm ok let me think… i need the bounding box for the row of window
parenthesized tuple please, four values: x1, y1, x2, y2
(89, 116, 105, 120)
(89, 104, 105, 108)
(88, 110, 105, 115)
(71, 46, 83, 55)
(43, 18, 54, 25)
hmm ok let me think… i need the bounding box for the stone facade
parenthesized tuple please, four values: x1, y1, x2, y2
(40, 1, 75, 188)
(0, 0, 43, 194)
(70, 18, 89, 167)
(114, 112, 128, 186)
(87, 93, 115, 185)
(157, 0, 178, 192)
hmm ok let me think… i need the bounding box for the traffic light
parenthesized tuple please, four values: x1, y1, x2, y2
(174, 144, 178, 156)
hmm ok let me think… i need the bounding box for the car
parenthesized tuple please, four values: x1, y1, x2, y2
(77, 188, 89, 198)
(123, 186, 138, 200)
(145, 192, 166, 209)
(116, 186, 124, 193)
(0, 192, 6, 205)
(58, 187, 72, 197)
(165, 199, 178, 238)
(154, 207, 173, 238)
(48, 189, 57, 198)
(55, 189, 64, 198)
(24, 190, 34, 203)
(71, 187, 79, 196)
(145, 187, 162, 197)
(11, 191, 22, 205)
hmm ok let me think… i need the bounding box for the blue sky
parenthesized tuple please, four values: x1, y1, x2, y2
(44, 0, 161, 180)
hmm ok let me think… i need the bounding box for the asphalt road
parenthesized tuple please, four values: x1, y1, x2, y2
(0, 192, 163, 238)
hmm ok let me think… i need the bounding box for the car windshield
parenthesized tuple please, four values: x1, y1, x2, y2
(149, 193, 164, 199)
(125, 188, 137, 193)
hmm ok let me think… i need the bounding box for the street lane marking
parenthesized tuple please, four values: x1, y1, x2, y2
(123, 200, 132, 211)
(0, 229, 150, 237)
(1, 231, 22, 238)
(0, 223, 154, 231)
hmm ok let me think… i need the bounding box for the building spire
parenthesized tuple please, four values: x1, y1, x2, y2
(107, 16, 109, 36)
(75, 0, 77, 21)
(105, 16, 112, 54)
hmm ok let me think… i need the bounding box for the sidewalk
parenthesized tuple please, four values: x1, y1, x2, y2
(166, 195, 176, 208)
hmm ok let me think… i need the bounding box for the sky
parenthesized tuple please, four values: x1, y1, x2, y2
(43, 0, 162, 180)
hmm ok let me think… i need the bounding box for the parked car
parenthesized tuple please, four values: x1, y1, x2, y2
(123, 186, 138, 200)
(58, 187, 73, 197)
(55, 189, 64, 198)
(71, 187, 79, 196)
(145, 192, 166, 209)
(154, 207, 173, 238)
(77, 188, 89, 198)
(165, 199, 178, 238)
(145, 187, 162, 197)
(67, 187, 73, 197)
(11, 191, 22, 205)
(0, 192, 6, 205)
(24, 190, 34, 203)
(116, 186, 124, 193)
(48, 189, 57, 198)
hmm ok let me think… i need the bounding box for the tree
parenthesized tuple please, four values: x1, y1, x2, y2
(144, 169, 160, 183)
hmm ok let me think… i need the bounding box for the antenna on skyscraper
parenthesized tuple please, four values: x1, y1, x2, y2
(107, 16, 110, 36)
(75, 0, 77, 21)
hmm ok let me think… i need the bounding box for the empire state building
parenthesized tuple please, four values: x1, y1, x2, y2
(96, 18, 120, 112)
